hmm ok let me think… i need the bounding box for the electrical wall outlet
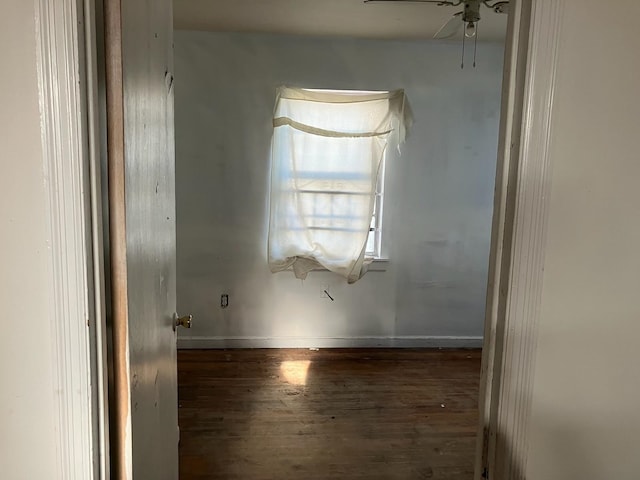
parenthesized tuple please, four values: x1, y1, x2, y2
(221, 294, 229, 308)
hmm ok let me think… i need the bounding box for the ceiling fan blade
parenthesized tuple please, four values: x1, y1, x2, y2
(433, 11, 463, 39)
(491, 1, 510, 14)
(364, 0, 457, 3)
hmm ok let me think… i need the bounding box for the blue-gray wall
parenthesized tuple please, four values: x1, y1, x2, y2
(175, 30, 504, 347)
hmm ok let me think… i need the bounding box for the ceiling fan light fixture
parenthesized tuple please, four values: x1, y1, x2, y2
(464, 21, 477, 37)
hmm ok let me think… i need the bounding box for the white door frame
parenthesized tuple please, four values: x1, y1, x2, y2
(475, 0, 565, 478)
(35, 0, 109, 478)
(38, 0, 564, 478)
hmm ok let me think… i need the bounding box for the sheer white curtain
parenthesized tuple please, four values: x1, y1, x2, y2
(268, 87, 410, 283)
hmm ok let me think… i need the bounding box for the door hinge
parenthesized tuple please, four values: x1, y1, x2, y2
(482, 467, 489, 479)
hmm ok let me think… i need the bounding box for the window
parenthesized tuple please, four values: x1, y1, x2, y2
(268, 87, 409, 283)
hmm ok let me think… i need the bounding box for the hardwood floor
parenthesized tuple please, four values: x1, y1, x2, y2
(178, 349, 481, 480)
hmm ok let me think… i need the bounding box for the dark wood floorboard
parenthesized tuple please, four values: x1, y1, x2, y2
(178, 348, 481, 480)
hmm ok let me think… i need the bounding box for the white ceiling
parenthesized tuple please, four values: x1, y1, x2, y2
(173, 0, 508, 41)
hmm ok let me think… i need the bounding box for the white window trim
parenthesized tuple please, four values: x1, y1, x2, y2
(366, 154, 386, 259)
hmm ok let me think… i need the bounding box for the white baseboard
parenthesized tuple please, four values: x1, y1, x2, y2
(177, 335, 483, 349)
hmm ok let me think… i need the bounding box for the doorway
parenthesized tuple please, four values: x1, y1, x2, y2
(171, 2, 507, 479)
(35, 0, 563, 478)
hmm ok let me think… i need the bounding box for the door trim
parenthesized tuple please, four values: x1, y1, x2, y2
(476, 0, 565, 478)
(35, 0, 107, 478)
(102, 0, 133, 478)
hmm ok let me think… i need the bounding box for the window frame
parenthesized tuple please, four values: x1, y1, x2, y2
(366, 154, 386, 259)
(270, 87, 398, 276)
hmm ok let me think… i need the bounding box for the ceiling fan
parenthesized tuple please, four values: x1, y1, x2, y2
(364, 0, 510, 67)
(432, 0, 509, 40)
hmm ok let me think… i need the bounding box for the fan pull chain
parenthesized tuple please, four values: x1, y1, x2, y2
(461, 24, 466, 69)
(473, 22, 478, 68)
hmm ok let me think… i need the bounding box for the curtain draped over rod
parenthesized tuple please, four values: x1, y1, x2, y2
(268, 86, 411, 283)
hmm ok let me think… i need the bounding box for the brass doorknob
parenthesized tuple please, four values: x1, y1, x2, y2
(174, 313, 192, 329)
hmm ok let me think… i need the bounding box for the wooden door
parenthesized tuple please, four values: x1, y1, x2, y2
(104, 0, 179, 478)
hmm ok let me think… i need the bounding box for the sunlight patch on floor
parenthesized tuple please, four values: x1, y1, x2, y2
(280, 360, 311, 386)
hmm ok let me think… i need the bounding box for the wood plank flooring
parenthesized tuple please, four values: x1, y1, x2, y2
(178, 349, 481, 480)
